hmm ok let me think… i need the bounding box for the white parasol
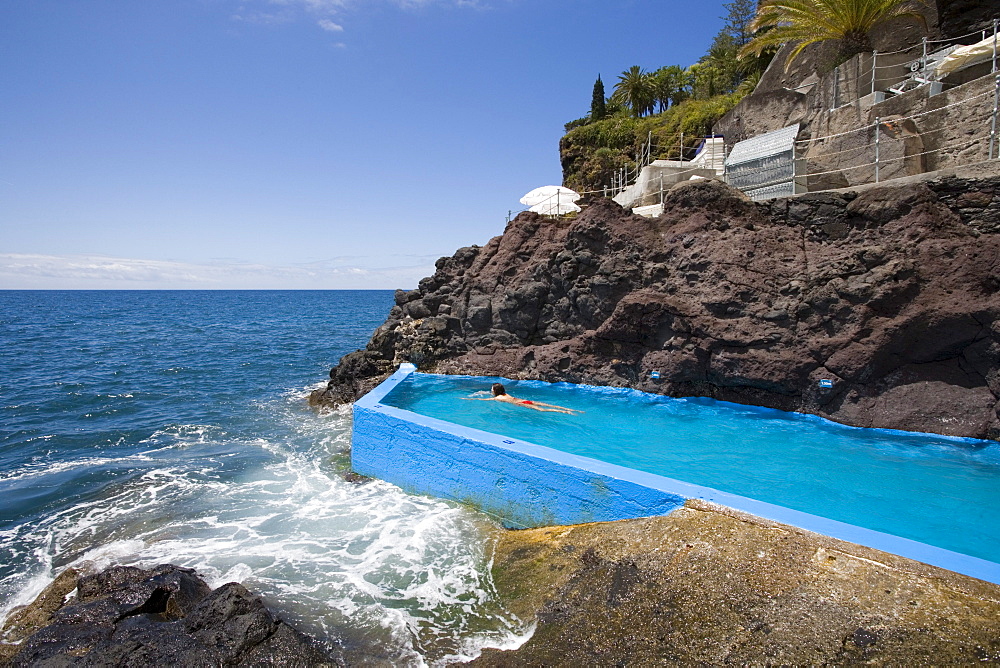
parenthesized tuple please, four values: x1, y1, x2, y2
(529, 200, 582, 216)
(519, 185, 581, 206)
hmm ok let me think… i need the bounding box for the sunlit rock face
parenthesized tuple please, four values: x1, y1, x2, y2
(467, 503, 1000, 666)
(314, 173, 1000, 441)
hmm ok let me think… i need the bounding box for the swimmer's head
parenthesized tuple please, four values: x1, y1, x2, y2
(491, 383, 506, 396)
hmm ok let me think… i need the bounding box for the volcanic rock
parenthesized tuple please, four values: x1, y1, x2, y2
(0, 564, 342, 667)
(312, 171, 1000, 441)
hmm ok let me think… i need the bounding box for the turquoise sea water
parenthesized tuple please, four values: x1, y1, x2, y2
(382, 373, 1000, 564)
(0, 291, 525, 666)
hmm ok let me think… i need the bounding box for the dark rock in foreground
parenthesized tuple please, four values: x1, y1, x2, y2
(0, 564, 342, 667)
(312, 170, 1000, 441)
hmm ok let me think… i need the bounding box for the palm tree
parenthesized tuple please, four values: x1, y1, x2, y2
(701, 33, 741, 94)
(688, 62, 728, 99)
(652, 65, 689, 112)
(612, 66, 655, 117)
(735, 70, 763, 97)
(739, 0, 927, 68)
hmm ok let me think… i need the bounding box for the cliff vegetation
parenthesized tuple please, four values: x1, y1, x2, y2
(559, 0, 771, 192)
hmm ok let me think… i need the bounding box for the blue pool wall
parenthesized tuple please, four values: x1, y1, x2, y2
(351, 364, 1000, 586)
(352, 364, 688, 527)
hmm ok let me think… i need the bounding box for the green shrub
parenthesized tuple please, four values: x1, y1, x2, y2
(565, 115, 640, 151)
(561, 92, 745, 189)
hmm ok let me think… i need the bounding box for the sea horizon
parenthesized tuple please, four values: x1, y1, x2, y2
(0, 289, 523, 665)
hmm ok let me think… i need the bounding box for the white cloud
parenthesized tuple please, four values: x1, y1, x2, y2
(230, 0, 487, 46)
(0, 253, 435, 290)
(230, 9, 294, 25)
(234, 0, 485, 26)
(391, 0, 484, 7)
(259, 0, 345, 14)
(273, 0, 349, 10)
(270, 0, 480, 9)
(317, 18, 344, 31)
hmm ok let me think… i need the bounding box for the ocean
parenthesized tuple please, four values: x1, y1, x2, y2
(0, 290, 527, 665)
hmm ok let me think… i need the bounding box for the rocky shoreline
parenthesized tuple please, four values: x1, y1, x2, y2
(9, 515, 999, 667)
(0, 565, 342, 666)
(11, 170, 999, 666)
(312, 167, 1000, 441)
(473, 502, 1000, 665)
(303, 167, 1000, 662)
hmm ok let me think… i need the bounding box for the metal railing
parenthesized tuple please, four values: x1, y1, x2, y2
(513, 26, 1000, 219)
(604, 134, 727, 198)
(590, 71, 999, 207)
(558, 79, 994, 213)
(827, 19, 999, 108)
(797, 82, 997, 191)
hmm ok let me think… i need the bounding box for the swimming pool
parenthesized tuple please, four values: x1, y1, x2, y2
(352, 365, 1000, 584)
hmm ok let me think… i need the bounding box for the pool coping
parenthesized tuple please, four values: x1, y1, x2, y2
(352, 364, 1000, 586)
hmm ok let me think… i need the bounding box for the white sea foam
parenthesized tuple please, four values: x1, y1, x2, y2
(0, 453, 159, 483)
(0, 535, 58, 634)
(0, 399, 530, 665)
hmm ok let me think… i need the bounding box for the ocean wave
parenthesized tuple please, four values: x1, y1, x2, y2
(0, 453, 156, 483)
(0, 408, 530, 665)
(0, 291, 530, 664)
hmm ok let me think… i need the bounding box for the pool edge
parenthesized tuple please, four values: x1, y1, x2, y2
(351, 366, 1000, 586)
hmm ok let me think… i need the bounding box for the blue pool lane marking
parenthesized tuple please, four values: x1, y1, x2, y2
(351, 364, 1000, 586)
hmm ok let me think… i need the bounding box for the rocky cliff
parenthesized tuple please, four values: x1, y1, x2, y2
(313, 168, 1000, 441)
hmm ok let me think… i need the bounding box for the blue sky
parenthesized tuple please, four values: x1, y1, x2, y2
(1, 0, 728, 289)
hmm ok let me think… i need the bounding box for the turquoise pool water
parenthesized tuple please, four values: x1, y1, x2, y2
(381, 374, 1000, 564)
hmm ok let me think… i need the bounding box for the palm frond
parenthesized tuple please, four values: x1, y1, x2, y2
(739, 0, 929, 68)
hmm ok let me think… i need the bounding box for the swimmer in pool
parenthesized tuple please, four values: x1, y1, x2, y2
(466, 383, 582, 414)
